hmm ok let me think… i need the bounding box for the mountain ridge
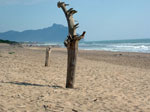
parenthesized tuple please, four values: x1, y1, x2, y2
(0, 23, 68, 42)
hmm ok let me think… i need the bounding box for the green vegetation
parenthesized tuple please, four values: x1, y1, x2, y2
(8, 52, 15, 54)
(0, 39, 18, 45)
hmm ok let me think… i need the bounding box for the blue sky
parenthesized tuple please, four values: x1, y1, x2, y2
(0, 0, 150, 41)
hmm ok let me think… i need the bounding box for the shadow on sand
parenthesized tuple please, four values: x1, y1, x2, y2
(1, 81, 63, 89)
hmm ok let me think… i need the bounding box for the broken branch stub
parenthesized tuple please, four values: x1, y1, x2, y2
(57, 1, 86, 88)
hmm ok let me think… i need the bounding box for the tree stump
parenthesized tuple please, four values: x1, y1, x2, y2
(45, 47, 51, 67)
(57, 1, 86, 88)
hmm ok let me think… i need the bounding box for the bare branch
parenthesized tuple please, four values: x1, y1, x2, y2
(67, 8, 73, 13)
(64, 40, 68, 47)
(68, 10, 77, 16)
(65, 4, 69, 6)
(74, 31, 86, 41)
(57, 1, 64, 8)
(73, 23, 79, 29)
(78, 31, 86, 40)
(57, 1, 68, 17)
(57, 1, 76, 36)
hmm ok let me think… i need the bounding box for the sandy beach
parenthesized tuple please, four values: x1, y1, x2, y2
(0, 43, 150, 112)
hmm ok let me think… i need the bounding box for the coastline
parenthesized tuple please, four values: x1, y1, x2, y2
(78, 49, 150, 69)
(0, 44, 150, 111)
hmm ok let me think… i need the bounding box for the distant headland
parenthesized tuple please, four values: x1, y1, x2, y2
(0, 23, 68, 42)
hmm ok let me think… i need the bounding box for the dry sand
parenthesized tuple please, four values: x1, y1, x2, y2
(0, 43, 150, 112)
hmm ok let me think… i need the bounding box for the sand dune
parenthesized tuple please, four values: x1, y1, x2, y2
(0, 44, 150, 112)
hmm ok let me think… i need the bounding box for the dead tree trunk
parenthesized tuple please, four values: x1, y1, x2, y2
(45, 47, 51, 67)
(57, 1, 86, 88)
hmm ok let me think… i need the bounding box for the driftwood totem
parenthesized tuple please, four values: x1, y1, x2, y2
(45, 47, 51, 67)
(57, 1, 86, 88)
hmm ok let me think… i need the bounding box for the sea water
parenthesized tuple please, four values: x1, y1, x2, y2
(79, 39, 150, 53)
(41, 39, 150, 53)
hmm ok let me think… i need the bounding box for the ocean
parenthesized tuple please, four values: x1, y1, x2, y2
(79, 39, 150, 53)
(39, 39, 150, 53)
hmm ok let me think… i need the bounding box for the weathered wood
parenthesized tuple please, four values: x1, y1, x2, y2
(57, 1, 86, 88)
(66, 41, 78, 88)
(45, 47, 51, 67)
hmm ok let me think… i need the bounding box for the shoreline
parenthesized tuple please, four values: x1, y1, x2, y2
(1, 43, 150, 69)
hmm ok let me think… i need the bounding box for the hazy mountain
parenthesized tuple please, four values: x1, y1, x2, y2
(0, 23, 68, 42)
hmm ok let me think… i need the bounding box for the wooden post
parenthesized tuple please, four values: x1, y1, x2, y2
(45, 47, 51, 67)
(57, 1, 86, 88)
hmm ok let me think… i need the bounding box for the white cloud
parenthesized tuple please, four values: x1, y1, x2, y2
(0, 0, 49, 5)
